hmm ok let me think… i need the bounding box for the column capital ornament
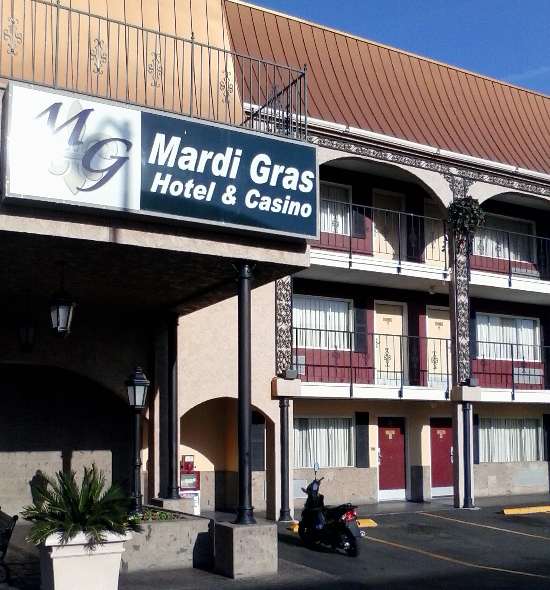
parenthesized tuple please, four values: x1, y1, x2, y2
(275, 276, 293, 376)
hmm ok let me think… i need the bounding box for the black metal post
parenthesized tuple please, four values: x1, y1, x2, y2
(463, 402, 474, 508)
(279, 398, 292, 522)
(165, 314, 180, 499)
(235, 262, 256, 524)
(132, 409, 143, 512)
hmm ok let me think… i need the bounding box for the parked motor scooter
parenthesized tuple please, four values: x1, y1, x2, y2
(298, 464, 363, 557)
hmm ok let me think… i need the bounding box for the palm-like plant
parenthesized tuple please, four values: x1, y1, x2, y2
(22, 465, 141, 548)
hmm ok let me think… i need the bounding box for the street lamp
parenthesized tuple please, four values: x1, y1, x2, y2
(126, 367, 150, 512)
(50, 265, 76, 336)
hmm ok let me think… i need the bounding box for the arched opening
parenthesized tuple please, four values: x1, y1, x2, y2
(180, 398, 276, 516)
(317, 156, 448, 268)
(0, 364, 132, 514)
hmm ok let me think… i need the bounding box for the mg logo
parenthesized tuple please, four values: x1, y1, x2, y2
(36, 100, 133, 194)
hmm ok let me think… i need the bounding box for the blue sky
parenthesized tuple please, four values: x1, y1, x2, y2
(250, 0, 550, 95)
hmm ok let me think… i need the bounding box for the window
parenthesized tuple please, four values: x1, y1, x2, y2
(476, 313, 540, 361)
(294, 417, 354, 468)
(320, 182, 351, 236)
(473, 213, 534, 262)
(479, 417, 542, 463)
(293, 295, 353, 350)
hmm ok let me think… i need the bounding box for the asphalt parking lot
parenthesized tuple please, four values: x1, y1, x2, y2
(7, 501, 550, 589)
(277, 505, 550, 589)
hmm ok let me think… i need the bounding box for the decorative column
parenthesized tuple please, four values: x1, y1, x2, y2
(446, 174, 482, 510)
(235, 262, 256, 525)
(275, 276, 293, 376)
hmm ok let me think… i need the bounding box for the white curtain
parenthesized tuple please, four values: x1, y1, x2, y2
(473, 214, 533, 262)
(294, 417, 353, 468)
(476, 314, 539, 361)
(320, 183, 351, 235)
(293, 295, 352, 350)
(480, 417, 541, 463)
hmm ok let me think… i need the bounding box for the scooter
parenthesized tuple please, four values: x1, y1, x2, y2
(298, 465, 363, 557)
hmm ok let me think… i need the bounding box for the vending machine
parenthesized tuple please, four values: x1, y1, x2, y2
(179, 455, 200, 515)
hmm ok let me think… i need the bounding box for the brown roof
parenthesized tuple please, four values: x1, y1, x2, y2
(224, 0, 550, 175)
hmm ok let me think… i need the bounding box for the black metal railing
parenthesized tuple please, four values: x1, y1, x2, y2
(0, 0, 307, 139)
(314, 199, 448, 268)
(471, 340, 550, 396)
(471, 227, 550, 283)
(292, 327, 451, 393)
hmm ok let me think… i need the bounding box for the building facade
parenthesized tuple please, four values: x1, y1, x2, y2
(2, 0, 550, 522)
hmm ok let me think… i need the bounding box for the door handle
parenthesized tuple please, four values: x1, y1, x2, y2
(378, 449, 382, 466)
(450, 446, 454, 464)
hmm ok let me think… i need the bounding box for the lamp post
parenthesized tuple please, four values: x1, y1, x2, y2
(126, 366, 150, 513)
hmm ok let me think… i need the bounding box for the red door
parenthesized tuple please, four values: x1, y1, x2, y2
(378, 417, 406, 496)
(430, 418, 453, 491)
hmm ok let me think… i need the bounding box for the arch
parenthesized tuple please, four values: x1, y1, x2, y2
(317, 149, 453, 209)
(180, 397, 277, 516)
(0, 363, 132, 514)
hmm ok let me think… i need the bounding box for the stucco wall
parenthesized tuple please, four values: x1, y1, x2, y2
(474, 462, 550, 497)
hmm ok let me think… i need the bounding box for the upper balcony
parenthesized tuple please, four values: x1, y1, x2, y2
(0, 0, 307, 140)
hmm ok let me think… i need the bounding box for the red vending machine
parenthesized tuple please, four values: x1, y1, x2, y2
(179, 455, 201, 515)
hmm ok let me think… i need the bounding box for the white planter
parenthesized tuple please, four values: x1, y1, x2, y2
(39, 532, 131, 590)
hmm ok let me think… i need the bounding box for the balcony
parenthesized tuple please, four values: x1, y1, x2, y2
(470, 228, 550, 299)
(292, 327, 451, 400)
(471, 340, 550, 401)
(0, 0, 307, 139)
(307, 199, 449, 284)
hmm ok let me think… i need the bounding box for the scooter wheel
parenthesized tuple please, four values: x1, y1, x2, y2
(343, 529, 360, 557)
(298, 522, 316, 548)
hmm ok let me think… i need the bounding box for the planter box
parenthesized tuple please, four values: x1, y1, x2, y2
(39, 532, 131, 590)
(121, 516, 211, 573)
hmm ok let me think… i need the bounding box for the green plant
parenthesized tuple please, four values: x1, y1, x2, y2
(22, 465, 141, 548)
(447, 196, 485, 235)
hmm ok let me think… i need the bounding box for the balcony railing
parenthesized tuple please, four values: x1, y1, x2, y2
(470, 228, 550, 283)
(0, 0, 307, 139)
(293, 327, 451, 393)
(313, 199, 448, 268)
(471, 340, 550, 395)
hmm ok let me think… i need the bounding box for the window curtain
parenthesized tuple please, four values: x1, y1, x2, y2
(293, 295, 352, 350)
(476, 314, 539, 361)
(479, 417, 541, 462)
(320, 183, 350, 236)
(473, 214, 533, 262)
(294, 417, 353, 468)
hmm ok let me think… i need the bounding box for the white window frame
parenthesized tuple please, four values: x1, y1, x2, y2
(475, 312, 541, 361)
(478, 416, 543, 463)
(293, 294, 354, 351)
(319, 181, 352, 236)
(293, 414, 356, 469)
(475, 212, 536, 263)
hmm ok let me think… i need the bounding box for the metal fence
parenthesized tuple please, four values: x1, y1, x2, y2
(471, 340, 550, 395)
(470, 227, 550, 282)
(292, 327, 451, 393)
(0, 0, 307, 139)
(314, 199, 448, 267)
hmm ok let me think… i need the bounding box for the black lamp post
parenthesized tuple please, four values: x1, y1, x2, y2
(126, 366, 150, 513)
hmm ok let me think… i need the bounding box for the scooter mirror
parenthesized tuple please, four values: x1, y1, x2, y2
(314, 461, 319, 475)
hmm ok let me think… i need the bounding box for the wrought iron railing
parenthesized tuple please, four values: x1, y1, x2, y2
(470, 227, 550, 283)
(471, 340, 550, 396)
(0, 0, 307, 139)
(313, 199, 448, 268)
(292, 327, 451, 394)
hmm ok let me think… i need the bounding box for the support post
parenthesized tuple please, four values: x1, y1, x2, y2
(279, 398, 292, 522)
(164, 313, 180, 499)
(132, 409, 143, 512)
(463, 402, 474, 509)
(235, 262, 256, 524)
